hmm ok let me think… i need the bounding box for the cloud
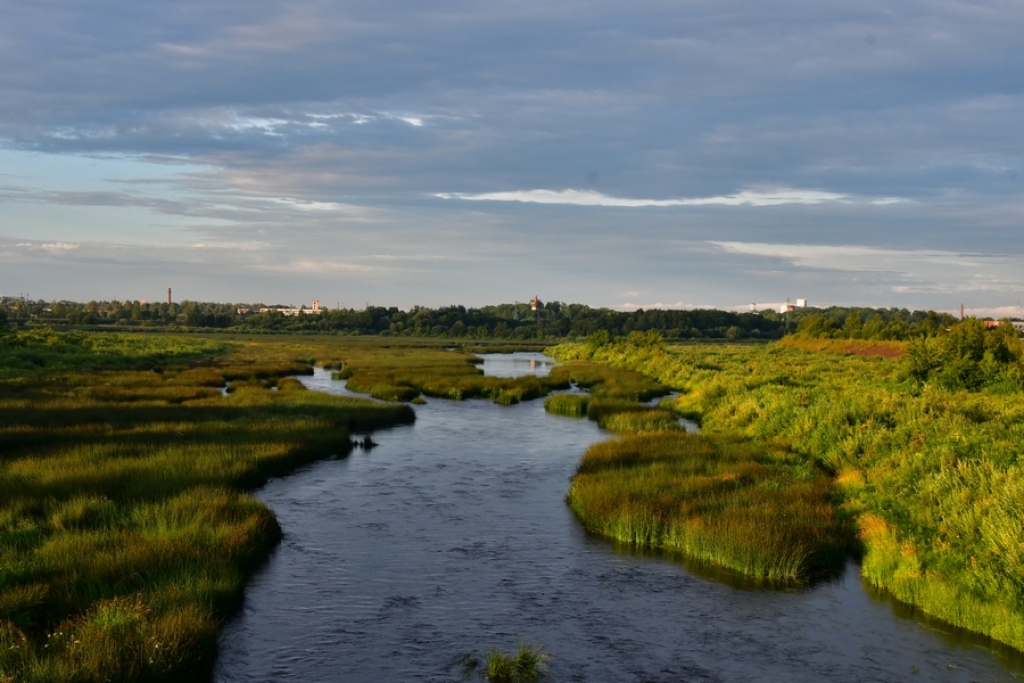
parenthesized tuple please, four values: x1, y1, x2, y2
(0, 0, 1022, 309)
(435, 188, 902, 207)
(708, 240, 1024, 299)
(708, 241, 991, 271)
(14, 241, 80, 253)
(615, 301, 719, 311)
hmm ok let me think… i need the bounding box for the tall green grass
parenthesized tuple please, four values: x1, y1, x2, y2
(0, 332, 414, 682)
(543, 394, 589, 417)
(323, 345, 569, 404)
(460, 641, 550, 683)
(550, 335, 1024, 650)
(569, 433, 849, 582)
(547, 360, 668, 401)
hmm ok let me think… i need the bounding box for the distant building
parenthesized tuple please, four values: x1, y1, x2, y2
(988, 320, 1024, 335)
(796, 298, 807, 308)
(237, 300, 324, 317)
(530, 295, 542, 311)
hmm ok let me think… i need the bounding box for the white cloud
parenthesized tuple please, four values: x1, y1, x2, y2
(965, 305, 1024, 320)
(15, 241, 80, 253)
(708, 241, 987, 271)
(260, 260, 376, 274)
(266, 197, 363, 212)
(708, 240, 1024, 298)
(435, 188, 902, 207)
(615, 301, 719, 311)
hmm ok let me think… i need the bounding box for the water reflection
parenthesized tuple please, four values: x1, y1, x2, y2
(477, 352, 555, 378)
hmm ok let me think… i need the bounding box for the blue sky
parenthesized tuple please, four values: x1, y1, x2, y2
(1, 0, 1022, 314)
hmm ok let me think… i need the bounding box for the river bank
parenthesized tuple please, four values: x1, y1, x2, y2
(215, 355, 1024, 682)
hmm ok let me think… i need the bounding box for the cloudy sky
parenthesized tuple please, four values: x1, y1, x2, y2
(1, 1, 1022, 313)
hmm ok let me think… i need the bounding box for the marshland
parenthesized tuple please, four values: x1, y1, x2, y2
(2, 324, 1024, 681)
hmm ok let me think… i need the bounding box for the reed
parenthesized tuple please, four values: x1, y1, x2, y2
(460, 642, 550, 683)
(0, 331, 414, 682)
(325, 345, 570, 404)
(547, 360, 668, 401)
(550, 335, 1024, 650)
(568, 433, 850, 582)
(543, 394, 589, 417)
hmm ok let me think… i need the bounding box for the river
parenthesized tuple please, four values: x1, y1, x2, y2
(215, 354, 1023, 682)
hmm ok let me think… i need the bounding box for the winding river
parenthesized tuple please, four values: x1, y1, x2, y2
(215, 354, 1024, 682)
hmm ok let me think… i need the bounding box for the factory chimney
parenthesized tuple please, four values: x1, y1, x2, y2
(168, 288, 172, 305)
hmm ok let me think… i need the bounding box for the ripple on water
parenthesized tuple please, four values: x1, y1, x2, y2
(215, 360, 1024, 683)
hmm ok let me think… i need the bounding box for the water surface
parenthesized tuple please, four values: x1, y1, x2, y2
(215, 357, 1023, 682)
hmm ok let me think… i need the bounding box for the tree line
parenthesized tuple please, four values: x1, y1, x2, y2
(4, 297, 1014, 344)
(0, 297, 786, 339)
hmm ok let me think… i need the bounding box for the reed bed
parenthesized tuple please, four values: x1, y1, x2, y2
(542, 394, 589, 417)
(547, 360, 668, 401)
(323, 345, 570, 404)
(550, 334, 1024, 650)
(568, 433, 849, 582)
(460, 641, 550, 683)
(0, 331, 414, 682)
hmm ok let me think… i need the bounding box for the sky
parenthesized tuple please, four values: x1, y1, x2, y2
(0, 1, 1022, 315)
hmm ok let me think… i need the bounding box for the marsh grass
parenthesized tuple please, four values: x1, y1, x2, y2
(322, 345, 570, 404)
(541, 360, 670, 421)
(0, 329, 225, 373)
(551, 337, 1024, 650)
(460, 642, 551, 683)
(0, 332, 414, 682)
(543, 394, 589, 417)
(547, 360, 668, 401)
(595, 408, 681, 433)
(569, 433, 849, 582)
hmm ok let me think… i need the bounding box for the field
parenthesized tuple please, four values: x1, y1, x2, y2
(0, 332, 416, 682)
(550, 333, 1024, 651)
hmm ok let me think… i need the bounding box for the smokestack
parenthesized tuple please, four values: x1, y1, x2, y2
(960, 303, 964, 321)
(168, 288, 172, 305)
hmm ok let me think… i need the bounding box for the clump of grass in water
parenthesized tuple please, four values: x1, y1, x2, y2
(568, 432, 851, 583)
(543, 394, 589, 417)
(460, 642, 551, 683)
(335, 345, 571, 405)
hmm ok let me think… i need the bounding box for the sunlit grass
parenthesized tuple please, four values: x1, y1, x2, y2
(324, 345, 570, 404)
(0, 332, 414, 681)
(543, 394, 589, 417)
(569, 432, 849, 582)
(550, 335, 1024, 650)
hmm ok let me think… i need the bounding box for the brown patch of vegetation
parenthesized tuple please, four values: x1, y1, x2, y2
(778, 337, 905, 358)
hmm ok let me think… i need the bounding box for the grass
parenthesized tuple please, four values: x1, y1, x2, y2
(322, 344, 570, 404)
(548, 360, 668, 401)
(541, 360, 671, 426)
(543, 394, 589, 417)
(550, 333, 1024, 651)
(568, 432, 850, 582)
(0, 331, 414, 682)
(460, 642, 550, 683)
